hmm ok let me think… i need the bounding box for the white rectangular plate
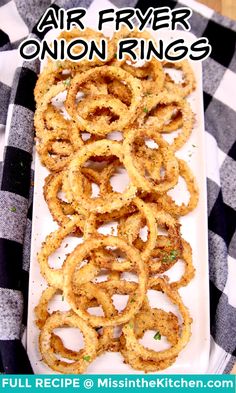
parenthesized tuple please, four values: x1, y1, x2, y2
(27, 15, 210, 374)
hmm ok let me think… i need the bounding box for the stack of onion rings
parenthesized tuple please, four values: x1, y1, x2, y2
(34, 27, 198, 374)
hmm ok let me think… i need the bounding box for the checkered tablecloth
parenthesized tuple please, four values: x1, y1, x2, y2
(0, 0, 235, 374)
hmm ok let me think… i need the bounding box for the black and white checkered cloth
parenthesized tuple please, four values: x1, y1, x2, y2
(0, 0, 235, 374)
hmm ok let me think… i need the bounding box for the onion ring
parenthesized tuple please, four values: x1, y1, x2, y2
(122, 277, 192, 362)
(63, 235, 147, 327)
(65, 140, 137, 214)
(39, 311, 98, 373)
(123, 128, 179, 193)
(153, 159, 199, 216)
(163, 60, 196, 98)
(66, 66, 143, 135)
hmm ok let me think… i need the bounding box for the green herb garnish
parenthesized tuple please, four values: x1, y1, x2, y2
(114, 53, 117, 59)
(143, 107, 148, 113)
(162, 250, 178, 263)
(83, 355, 91, 362)
(63, 77, 71, 86)
(10, 207, 16, 212)
(162, 256, 169, 263)
(169, 250, 178, 261)
(154, 331, 161, 340)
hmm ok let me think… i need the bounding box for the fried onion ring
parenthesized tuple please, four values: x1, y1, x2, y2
(65, 140, 137, 214)
(63, 235, 147, 327)
(66, 66, 143, 134)
(122, 277, 192, 362)
(39, 311, 98, 373)
(123, 128, 179, 193)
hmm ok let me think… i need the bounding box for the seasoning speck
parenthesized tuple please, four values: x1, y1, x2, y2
(63, 77, 71, 86)
(154, 331, 161, 340)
